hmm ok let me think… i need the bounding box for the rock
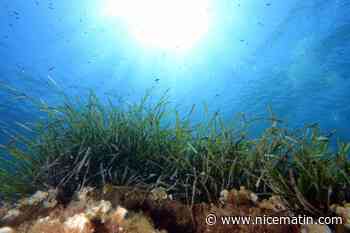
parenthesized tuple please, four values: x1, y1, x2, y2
(149, 187, 168, 201)
(75, 187, 95, 203)
(0, 227, 15, 233)
(110, 206, 128, 225)
(122, 213, 160, 233)
(222, 186, 259, 206)
(15, 189, 58, 211)
(236, 186, 258, 204)
(85, 200, 112, 223)
(0, 205, 9, 219)
(100, 185, 149, 210)
(250, 192, 258, 203)
(36, 216, 54, 223)
(219, 189, 229, 204)
(1, 209, 21, 222)
(300, 224, 332, 233)
(42, 189, 58, 208)
(0, 185, 304, 233)
(64, 213, 94, 233)
(258, 195, 287, 212)
(1, 189, 59, 226)
(104, 206, 129, 233)
(330, 203, 350, 229)
(18, 191, 48, 207)
(29, 216, 62, 233)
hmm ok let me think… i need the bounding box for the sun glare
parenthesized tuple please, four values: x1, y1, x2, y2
(102, 0, 210, 52)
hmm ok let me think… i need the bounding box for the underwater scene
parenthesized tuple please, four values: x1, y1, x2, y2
(0, 0, 350, 232)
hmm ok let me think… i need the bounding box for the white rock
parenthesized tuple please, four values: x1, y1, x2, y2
(42, 188, 58, 208)
(85, 200, 112, 222)
(112, 206, 128, 225)
(219, 189, 229, 204)
(64, 213, 93, 233)
(19, 191, 48, 207)
(115, 206, 128, 220)
(30, 191, 48, 204)
(249, 192, 258, 203)
(0, 227, 15, 233)
(37, 216, 50, 223)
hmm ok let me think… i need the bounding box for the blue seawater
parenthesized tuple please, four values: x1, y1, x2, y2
(0, 0, 349, 143)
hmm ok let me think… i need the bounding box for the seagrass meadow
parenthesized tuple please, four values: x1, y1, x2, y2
(0, 87, 349, 219)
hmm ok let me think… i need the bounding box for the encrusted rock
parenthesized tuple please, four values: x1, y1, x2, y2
(64, 213, 94, 233)
(1, 189, 59, 226)
(76, 187, 95, 203)
(221, 186, 258, 206)
(16, 189, 58, 209)
(85, 200, 112, 223)
(43, 188, 58, 208)
(36, 216, 53, 223)
(149, 187, 168, 201)
(18, 191, 48, 207)
(0, 185, 307, 233)
(258, 195, 287, 212)
(110, 206, 128, 225)
(330, 203, 350, 229)
(1, 209, 21, 222)
(122, 213, 161, 233)
(249, 192, 259, 203)
(29, 216, 62, 233)
(219, 189, 229, 204)
(0, 204, 9, 219)
(104, 206, 129, 233)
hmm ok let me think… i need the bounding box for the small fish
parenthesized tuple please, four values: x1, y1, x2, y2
(47, 74, 59, 88)
(12, 95, 28, 101)
(154, 78, 160, 82)
(48, 66, 55, 71)
(271, 120, 278, 128)
(266, 3, 271, 6)
(316, 136, 329, 142)
(264, 154, 277, 158)
(15, 121, 34, 132)
(285, 136, 298, 144)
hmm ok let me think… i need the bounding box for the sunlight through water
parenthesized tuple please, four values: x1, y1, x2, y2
(102, 0, 211, 52)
